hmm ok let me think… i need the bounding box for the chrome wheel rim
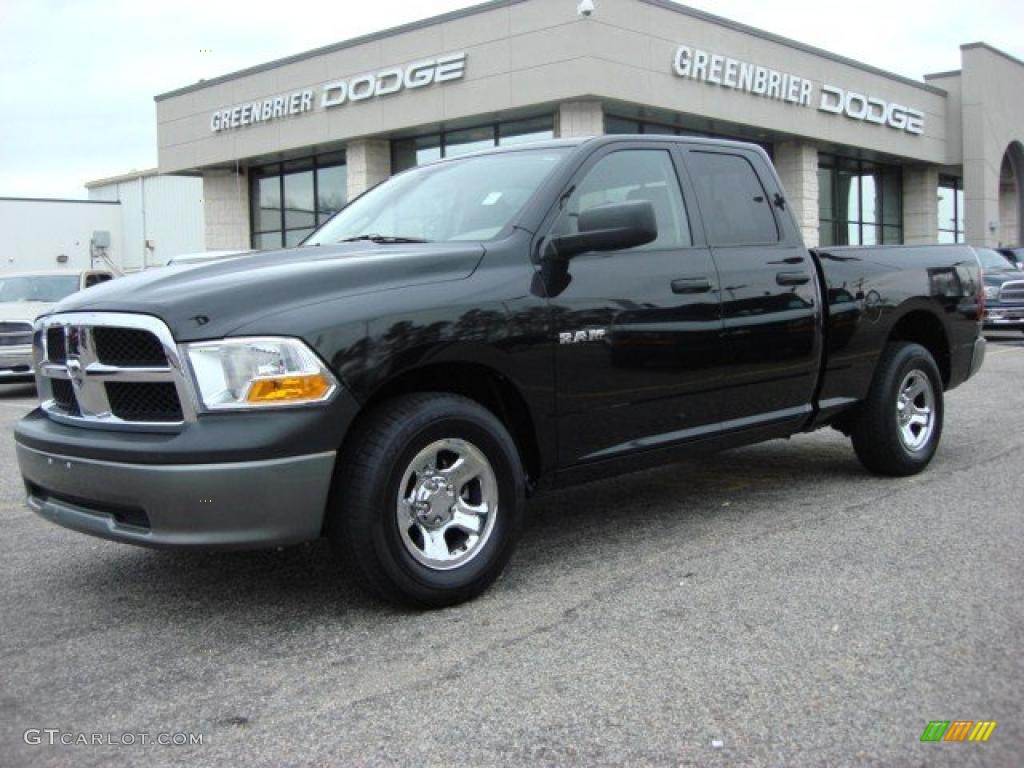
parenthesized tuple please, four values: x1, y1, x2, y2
(896, 370, 935, 452)
(396, 438, 499, 571)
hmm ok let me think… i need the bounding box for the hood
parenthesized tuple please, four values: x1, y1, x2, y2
(47, 242, 485, 340)
(984, 266, 1024, 287)
(0, 301, 55, 324)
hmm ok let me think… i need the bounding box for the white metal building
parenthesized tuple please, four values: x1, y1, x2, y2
(0, 170, 205, 275)
(0, 197, 123, 274)
(86, 169, 206, 271)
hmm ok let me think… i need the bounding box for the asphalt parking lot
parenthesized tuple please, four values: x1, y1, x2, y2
(1, 336, 1021, 768)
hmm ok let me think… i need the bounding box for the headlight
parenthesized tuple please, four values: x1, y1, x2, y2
(184, 337, 337, 410)
(983, 286, 1000, 300)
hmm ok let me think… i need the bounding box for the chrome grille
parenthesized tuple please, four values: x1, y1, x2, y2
(46, 327, 67, 362)
(50, 379, 79, 415)
(37, 313, 195, 432)
(94, 327, 167, 367)
(999, 280, 1024, 303)
(106, 382, 183, 422)
(0, 321, 32, 347)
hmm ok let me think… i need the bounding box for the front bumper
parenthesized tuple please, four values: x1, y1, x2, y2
(968, 336, 986, 379)
(17, 443, 336, 549)
(983, 306, 1024, 329)
(0, 344, 34, 380)
(14, 386, 360, 549)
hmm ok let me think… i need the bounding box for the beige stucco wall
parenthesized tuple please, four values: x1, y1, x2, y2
(959, 45, 1024, 246)
(201, 170, 249, 250)
(156, 0, 949, 175)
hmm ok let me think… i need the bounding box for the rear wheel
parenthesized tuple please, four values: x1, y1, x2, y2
(327, 393, 525, 608)
(850, 342, 944, 476)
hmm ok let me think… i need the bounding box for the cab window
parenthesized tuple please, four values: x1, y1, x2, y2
(553, 149, 692, 250)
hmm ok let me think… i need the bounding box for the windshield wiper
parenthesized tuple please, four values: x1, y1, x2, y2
(338, 234, 431, 244)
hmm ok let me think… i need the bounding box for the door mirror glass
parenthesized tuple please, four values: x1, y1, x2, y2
(549, 200, 658, 258)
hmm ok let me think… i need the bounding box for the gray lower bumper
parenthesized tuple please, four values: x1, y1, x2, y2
(17, 443, 336, 550)
(0, 345, 34, 379)
(968, 336, 986, 379)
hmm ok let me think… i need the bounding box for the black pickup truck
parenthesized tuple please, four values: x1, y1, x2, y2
(15, 136, 985, 607)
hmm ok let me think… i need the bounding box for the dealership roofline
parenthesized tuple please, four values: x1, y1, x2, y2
(640, 0, 946, 95)
(154, 0, 948, 103)
(154, 0, 529, 102)
(960, 41, 1024, 69)
(0, 197, 120, 205)
(924, 70, 962, 80)
(85, 168, 160, 189)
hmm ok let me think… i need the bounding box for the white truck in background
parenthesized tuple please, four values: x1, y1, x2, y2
(0, 269, 115, 383)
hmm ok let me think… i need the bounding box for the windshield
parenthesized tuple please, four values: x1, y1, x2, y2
(307, 147, 570, 245)
(0, 275, 80, 302)
(976, 248, 1014, 270)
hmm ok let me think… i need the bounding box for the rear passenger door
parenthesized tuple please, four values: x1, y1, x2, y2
(683, 147, 821, 428)
(545, 142, 725, 465)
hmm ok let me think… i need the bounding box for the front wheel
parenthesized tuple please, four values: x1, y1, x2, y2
(849, 342, 944, 476)
(327, 393, 525, 608)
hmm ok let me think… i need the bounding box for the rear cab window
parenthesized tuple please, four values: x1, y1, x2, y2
(687, 151, 779, 246)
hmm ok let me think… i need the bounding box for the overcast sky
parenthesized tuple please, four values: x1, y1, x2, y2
(1, 0, 1021, 199)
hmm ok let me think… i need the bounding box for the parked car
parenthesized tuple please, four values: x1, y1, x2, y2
(996, 246, 1024, 270)
(14, 137, 985, 607)
(978, 247, 1024, 332)
(0, 269, 114, 383)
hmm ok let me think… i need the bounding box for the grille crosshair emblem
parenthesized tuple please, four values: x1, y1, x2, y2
(65, 357, 84, 388)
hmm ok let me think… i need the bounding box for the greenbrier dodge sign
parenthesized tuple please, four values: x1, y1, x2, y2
(210, 52, 467, 133)
(673, 45, 925, 135)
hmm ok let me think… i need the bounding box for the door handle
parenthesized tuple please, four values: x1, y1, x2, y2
(776, 271, 811, 286)
(671, 277, 712, 294)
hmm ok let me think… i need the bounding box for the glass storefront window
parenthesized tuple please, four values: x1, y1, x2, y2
(316, 164, 348, 224)
(445, 126, 496, 157)
(250, 154, 348, 249)
(499, 117, 557, 146)
(391, 116, 555, 173)
(818, 154, 902, 246)
(254, 171, 282, 233)
(938, 176, 965, 243)
(283, 170, 315, 230)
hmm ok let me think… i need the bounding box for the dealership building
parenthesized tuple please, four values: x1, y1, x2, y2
(155, 0, 1024, 252)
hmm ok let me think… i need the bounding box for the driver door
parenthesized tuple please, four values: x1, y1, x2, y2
(544, 143, 725, 466)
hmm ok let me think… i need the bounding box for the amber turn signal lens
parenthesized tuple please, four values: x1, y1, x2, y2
(246, 374, 332, 404)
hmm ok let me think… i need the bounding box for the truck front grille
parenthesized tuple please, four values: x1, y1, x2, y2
(0, 322, 33, 347)
(37, 313, 194, 432)
(106, 382, 183, 422)
(94, 327, 168, 367)
(999, 281, 1024, 303)
(50, 379, 80, 416)
(47, 327, 67, 362)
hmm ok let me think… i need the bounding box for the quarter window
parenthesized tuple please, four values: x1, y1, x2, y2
(553, 149, 692, 251)
(688, 152, 779, 246)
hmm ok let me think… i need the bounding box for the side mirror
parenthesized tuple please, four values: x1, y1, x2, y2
(549, 200, 658, 259)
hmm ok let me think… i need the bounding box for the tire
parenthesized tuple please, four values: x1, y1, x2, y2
(327, 393, 525, 608)
(850, 342, 944, 476)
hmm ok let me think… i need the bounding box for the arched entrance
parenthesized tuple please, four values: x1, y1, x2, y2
(1000, 141, 1024, 246)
